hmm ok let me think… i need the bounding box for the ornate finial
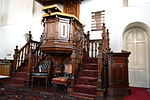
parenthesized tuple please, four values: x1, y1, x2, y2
(16, 46, 18, 49)
(87, 31, 90, 35)
(47, 9, 51, 15)
(28, 31, 32, 41)
(14, 45, 19, 53)
(102, 23, 106, 33)
(106, 29, 109, 34)
(106, 29, 110, 40)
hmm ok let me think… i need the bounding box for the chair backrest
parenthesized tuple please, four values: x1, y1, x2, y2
(64, 64, 72, 74)
(39, 60, 52, 73)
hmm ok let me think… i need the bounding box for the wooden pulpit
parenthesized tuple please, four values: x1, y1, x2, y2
(40, 4, 84, 66)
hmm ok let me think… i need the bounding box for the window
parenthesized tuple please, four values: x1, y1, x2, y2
(91, 10, 105, 31)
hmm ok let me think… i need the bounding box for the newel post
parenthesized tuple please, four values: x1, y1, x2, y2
(97, 44, 103, 87)
(68, 35, 77, 93)
(26, 46, 33, 87)
(86, 31, 90, 56)
(12, 46, 19, 73)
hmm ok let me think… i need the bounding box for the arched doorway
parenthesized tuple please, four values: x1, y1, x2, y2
(123, 22, 150, 88)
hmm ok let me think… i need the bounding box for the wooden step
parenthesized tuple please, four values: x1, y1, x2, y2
(80, 70, 98, 77)
(82, 63, 98, 70)
(74, 84, 97, 95)
(83, 58, 98, 63)
(6, 83, 24, 87)
(71, 92, 96, 100)
(15, 72, 27, 78)
(76, 76, 97, 86)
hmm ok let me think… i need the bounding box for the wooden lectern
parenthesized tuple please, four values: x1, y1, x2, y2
(107, 50, 131, 96)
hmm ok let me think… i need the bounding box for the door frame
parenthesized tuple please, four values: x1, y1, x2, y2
(123, 22, 150, 88)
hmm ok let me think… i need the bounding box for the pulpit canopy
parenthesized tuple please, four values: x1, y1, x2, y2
(35, 0, 84, 6)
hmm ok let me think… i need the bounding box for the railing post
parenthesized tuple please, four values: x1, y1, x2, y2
(87, 31, 90, 56)
(26, 46, 33, 87)
(97, 43, 106, 96)
(68, 34, 77, 93)
(97, 23, 111, 96)
(28, 31, 32, 42)
(12, 46, 19, 73)
(97, 44, 103, 87)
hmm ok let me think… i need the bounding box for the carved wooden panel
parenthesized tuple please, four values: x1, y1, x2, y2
(113, 63, 127, 82)
(47, 22, 55, 38)
(107, 51, 131, 96)
(58, 18, 70, 40)
(64, 2, 80, 18)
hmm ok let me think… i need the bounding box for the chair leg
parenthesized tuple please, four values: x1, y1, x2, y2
(46, 78, 48, 89)
(65, 85, 67, 93)
(31, 77, 33, 88)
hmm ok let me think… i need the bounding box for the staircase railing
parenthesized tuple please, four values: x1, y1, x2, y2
(89, 39, 102, 58)
(12, 33, 40, 73)
(79, 24, 110, 95)
(83, 31, 102, 58)
(31, 42, 44, 68)
(71, 31, 84, 75)
(97, 23, 110, 92)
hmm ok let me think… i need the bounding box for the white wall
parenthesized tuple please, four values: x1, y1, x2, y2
(80, 0, 150, 51)
(0, 0, 34, 59)
(0, 0, 150, 59)
(0, 0, 63, 59)
(31, 1, 43, 41)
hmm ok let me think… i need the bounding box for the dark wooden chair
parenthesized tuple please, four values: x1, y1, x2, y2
(31, 60, 52, 89)
(51, 64, 72, 91)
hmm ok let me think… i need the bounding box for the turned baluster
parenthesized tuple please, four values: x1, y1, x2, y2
(95, 41, 98, 57)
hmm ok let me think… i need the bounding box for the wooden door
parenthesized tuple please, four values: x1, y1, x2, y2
(124, 28, 149, 88)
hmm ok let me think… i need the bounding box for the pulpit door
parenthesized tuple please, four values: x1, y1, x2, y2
(124, 28, 149, 88)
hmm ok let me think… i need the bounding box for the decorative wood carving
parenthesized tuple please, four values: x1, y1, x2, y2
(63, 2, 80, 18)
(35, 0, 84, 6)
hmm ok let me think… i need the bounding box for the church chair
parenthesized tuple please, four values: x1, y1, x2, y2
(51, 64, 72, 91)
(31, 59, 52, 89)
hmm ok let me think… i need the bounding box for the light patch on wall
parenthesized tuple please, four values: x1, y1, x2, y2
(128, 0, 150, 6)
(6, 54, 11, 56)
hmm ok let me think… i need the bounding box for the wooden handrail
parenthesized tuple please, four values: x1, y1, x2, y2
(97, 23, 111, 90)
(13, 35, 40, 73)
(31, 42, 43, 68)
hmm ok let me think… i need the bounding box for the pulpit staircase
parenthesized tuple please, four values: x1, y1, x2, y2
(8, 4, 131, 99)
(7, 33, 43, 87)
(71, 57, 99, 99)
(9, 25, 108, 95)
(9, 22, 110, 100)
